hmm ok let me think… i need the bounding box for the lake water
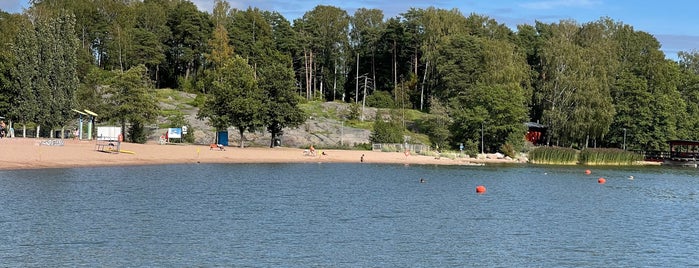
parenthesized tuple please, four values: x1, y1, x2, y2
(1, 163, 698, 267)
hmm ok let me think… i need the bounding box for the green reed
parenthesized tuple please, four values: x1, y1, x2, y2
(528, 147, 579, 165)
(578, 148, 643, 165)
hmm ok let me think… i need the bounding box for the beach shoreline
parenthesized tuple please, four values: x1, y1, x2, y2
(0, 138, 518, 171)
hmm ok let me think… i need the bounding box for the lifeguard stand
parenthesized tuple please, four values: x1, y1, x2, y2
(95, 126, 122, 153)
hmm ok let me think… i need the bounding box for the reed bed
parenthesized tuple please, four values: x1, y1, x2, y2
(578, 148, 643, 165)
(528, 147, 578, 165)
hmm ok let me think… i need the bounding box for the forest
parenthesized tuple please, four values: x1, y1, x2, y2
(2, 0, 699, 153)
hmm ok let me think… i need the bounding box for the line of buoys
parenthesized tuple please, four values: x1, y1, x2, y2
(475, 185, 486, 194)
(598, 177, 606, 184)
(585, 169, 592, 175)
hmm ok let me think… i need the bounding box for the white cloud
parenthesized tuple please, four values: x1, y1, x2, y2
(519, 0, 600, 10)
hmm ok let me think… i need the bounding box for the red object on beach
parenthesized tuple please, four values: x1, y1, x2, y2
(598, 178, 606, 184)
(475, 185, 486, 193)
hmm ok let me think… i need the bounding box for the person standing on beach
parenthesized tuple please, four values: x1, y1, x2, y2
(0, 120, 5, 138)
(360, 154, 364, 162)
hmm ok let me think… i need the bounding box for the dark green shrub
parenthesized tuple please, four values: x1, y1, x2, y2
(366, 91, 395, 108)
(370, 112, 404, 143)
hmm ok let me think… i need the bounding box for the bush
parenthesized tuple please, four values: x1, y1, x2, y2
(128, 122, 150, 144)
(346, 102, 361, 121)
(463, 140, 479, 157)
(353, 142, 372, 150)
(366, 91, 395, 108)
(500, 142, 516, 158)
(370, 112, 404, 143)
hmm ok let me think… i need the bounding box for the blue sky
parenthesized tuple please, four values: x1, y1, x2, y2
(3, 0, 698, 59)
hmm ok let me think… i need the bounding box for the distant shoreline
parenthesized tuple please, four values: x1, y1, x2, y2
(0, 138, 663, 171)
(0, 138, 516, 171)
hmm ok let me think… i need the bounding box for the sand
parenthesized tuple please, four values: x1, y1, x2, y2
(0, 138, 521, 170)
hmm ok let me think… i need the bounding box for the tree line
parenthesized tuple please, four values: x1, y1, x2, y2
(1, 0, 699, 152)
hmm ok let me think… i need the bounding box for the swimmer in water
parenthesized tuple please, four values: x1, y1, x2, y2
(419, 178, 426, 183)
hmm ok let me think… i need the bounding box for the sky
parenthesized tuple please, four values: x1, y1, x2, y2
(3, 0, 699, 60)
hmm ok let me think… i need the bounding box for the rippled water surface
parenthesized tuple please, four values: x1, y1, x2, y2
(1, 163, 698, 266)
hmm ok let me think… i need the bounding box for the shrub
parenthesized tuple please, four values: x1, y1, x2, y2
(346, 103, 361, 121)
(366, 90, 395, 108)
(370, 112, 404, 143)
(500, 142, 516, 158)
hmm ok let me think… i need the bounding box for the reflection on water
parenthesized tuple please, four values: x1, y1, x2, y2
(1, 163, 698, 266)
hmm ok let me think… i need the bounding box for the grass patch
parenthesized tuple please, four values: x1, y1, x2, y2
(579, 148, 643, 165)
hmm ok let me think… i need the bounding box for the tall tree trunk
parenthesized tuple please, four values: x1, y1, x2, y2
(355, 53, 359, 103)
(332, 64, 337, 101)
(238, 128, 245, 148)
(156, 64, 160, 89)
(420, 60, 429, 111)
(393, 39, 397, 102)
(117, 26, 124, 72)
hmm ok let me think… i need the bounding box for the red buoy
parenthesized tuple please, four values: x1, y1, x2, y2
(476, 185, 486, 193)
(585, 169, 592, 175)
(598, 178, 606, 184)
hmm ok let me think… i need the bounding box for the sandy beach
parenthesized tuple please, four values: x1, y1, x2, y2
(0, 138, 521, 170)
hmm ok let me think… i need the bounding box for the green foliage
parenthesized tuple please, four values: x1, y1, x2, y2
(346, 102, 361, 121)
(415, 97, 450, 148)
(259, 60, 307, 147)
(198, 55, 264, 148)
(462, 140, 479, 157)
(11, 10, 78, 134)
(500, 142, 516, 158)
(366, 90, 395, 108)
(528, 147, 579, 165)
(128, 121, 149, 144)
(353, 142, 373, 150)
(370, 111, 404, 143)
(104, 65, 160, 143)
(578, 148, 643, 165)
(10, 2, 699, 153)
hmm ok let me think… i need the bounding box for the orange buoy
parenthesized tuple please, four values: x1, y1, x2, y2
(585, 169, 592, 175)
(476, 185, 486, 193)
(598, 178, 606, 184)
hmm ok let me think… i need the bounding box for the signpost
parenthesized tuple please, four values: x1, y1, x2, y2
(167, 128, 182, 143)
